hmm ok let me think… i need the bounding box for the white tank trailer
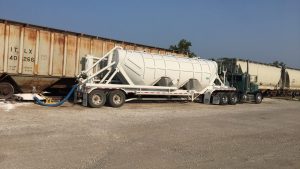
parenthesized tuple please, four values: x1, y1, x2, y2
(76, 47, 239, 108)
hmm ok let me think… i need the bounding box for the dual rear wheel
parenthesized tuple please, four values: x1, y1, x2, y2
(216, 92, 238, 105)
(228, 92, 238, 105)
(107, 90, 126, 108)
(88, 90, 125, 108)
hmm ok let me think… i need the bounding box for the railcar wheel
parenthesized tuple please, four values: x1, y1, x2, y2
(228, 92, 238, 105)
(255, 93, 262, 104)
(107, 90, 125, 108)
(0, 82, 14, 99)
(88, 90, 106, 108)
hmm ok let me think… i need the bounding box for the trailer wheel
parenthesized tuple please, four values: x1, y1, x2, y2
(255, 93, 262, 104)
(228, 93, 238, 105)
(107, 90, 125, 108)
(88, 90, 106, 108)
(219, 93, 229, 105)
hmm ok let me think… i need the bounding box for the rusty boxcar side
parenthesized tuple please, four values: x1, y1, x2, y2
(0, 19, 183, 97)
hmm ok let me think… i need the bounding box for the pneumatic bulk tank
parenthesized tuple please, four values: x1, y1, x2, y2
(286, 68, 300, 90)
(113, 49, 218, 91)
(236, 60, 281, 90)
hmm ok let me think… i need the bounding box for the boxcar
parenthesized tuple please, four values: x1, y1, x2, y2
(0, 19, 182, 99)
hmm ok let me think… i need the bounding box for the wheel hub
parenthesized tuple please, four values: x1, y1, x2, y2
(257, 95, 262, 101)
(231, 96, 237, 102)
(92, 95, 102, 105)
(113, 95, 121, 104)
(222, 96, 228, 104)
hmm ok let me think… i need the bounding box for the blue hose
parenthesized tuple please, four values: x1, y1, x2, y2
(33, 84, 78, 107)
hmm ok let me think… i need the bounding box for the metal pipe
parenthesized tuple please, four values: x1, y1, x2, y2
(105, 69, 119, 84)
(81, 62, 116, 84)
(82, 46, 121, 74)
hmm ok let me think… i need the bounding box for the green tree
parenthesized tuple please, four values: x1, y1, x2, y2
(272, 61, 285, 67)
(169, 39, 197, 58)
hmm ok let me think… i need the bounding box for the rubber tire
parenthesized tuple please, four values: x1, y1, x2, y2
(219, 93, 229, 105)
(228, 92, 238, 105)
(239, 94, 247, 103)
(255, 93, 263, 104)
(88, 90, 106, 108)
(107, 90, 125, 108)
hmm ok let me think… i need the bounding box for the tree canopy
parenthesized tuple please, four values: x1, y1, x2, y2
(271, 61, 285, 67)
(169, 39, 196, 58)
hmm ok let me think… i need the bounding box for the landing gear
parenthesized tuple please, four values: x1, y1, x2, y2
(0, 82, 14, 99)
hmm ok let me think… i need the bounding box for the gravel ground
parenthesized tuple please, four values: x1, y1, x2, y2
(0, 98, 299, 169)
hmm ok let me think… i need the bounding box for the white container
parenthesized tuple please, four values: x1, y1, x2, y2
(113, 49, 218, 91)
(286, 68, 300, 90)
(235, 60, 282, 90)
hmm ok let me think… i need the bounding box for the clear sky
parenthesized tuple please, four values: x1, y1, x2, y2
(0, 0, 299, 68)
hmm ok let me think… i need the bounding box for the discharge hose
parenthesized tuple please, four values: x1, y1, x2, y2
(33, 84, 78, 107)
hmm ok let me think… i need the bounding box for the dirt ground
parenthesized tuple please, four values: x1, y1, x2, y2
(0, 98, 299, 169)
